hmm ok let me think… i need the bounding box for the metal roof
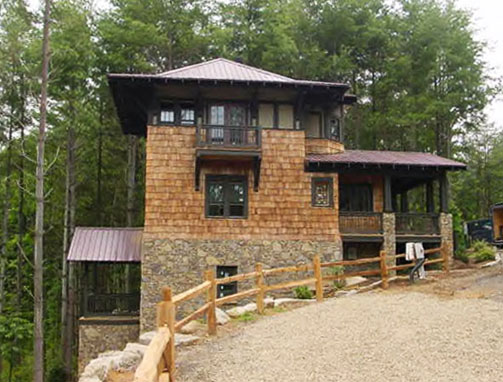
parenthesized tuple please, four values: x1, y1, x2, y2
(67, 227, 143, 263)
(108, 58, 349, 89)
(307, 150, 467, 169)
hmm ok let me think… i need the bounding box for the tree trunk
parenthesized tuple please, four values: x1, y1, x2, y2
(62, 125, 76, 380)
(97, 103, 103, 225)
(17, 87, 26, 309)
(34, 1, 51, 381)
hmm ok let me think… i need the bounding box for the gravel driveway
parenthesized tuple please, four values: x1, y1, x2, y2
(177, 291, 503, 382)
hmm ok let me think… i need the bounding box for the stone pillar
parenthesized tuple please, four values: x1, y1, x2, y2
(440, 212, 454, 261)
(382, 212, 396, 275)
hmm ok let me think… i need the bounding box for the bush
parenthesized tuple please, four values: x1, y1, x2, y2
(236, 312, 257, 322)
(293, 285, 313, 299)
(468, 241, 496, 263)
(329, 266, 345, 289)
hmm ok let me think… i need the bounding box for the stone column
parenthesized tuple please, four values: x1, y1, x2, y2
(382, 212, 396, 275)
(440, 212, 454, 261)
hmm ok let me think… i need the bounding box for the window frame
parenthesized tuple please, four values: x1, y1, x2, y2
(216, 265, 238, 298)
(158, 101, 196, 126)
(311, 177, 334, 208)
(205, 175, 248, 219)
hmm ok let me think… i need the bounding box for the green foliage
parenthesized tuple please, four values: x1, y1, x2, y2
(293, 285, 313, 299)
(235, 312, 258, 322)
(329, 266, 346, 289)
(468, 241, 496, 263)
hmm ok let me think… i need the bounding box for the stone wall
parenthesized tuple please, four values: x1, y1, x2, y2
(440, 213, 454, 261)
(304, 138, 345, 155)
(140, 238, 342, 332)
(78, 317, 139, 374)
(382, 212, 396, 273)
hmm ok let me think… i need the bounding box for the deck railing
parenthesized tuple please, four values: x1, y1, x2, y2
(85, 292, 140, 316)
(339, 211, 383, 234)
(395, 213, 440, 235)
(196, 125, 262, 148)
(133, 245, 448, 382)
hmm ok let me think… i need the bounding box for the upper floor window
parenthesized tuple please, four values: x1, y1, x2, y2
(209, 104, 247, 126)
(340, 184, 373, 212)
(160, 103, 175, 124)
(327, 118, 341, 141)
(159, 101, 195, 125)
(206, 175, 248, 218)
(312, 177, 333, 207)
(181, 104, 195, 125)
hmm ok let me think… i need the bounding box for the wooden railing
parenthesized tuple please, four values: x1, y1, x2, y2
(134, 245, 449, 381)
(395, 213, 440, 235)
(85, 292, 140, 316)
(339, 212, 383, 234)
(196, 125, 262, 148)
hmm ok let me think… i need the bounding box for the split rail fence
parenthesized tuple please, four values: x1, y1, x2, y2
(133, 245, 449, 382)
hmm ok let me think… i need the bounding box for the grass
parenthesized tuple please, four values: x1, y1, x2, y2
(235, 312, 258, 322)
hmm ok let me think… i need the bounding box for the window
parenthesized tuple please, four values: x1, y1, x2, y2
(326, 118, 341, 140)
(339, 184, 373, 212)
(160, 103, 175, 124)
(210, 105, 225, 125)
(180, 104, 195, 125)
(216, 265, 238, 298)
(311, 177, 333, 207)
(206, 175, 247, 218)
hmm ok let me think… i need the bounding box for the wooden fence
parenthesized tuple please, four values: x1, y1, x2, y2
(133, 245, 449, 382)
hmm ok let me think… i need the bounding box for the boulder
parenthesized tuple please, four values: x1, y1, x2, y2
(264, 297, 275, 308)
(79, 377, 102, 382)
(139, 331, 156, 346)
(174, 333, 200, 346)
(345, 276, 367, 287)
(226, 306, 247, 318)
(80, 356, 114, 381)
(243, 303, 257, 313)
(180, 320, 206, 334)
(274, 298, 315, 307)
(216, 308, 230, 325)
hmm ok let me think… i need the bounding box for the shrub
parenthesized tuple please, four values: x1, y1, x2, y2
(329, 266, 345, 289)
(293, 285, 313, 299)
(468, 241, 496, 263)
(236, 312, 257, 322)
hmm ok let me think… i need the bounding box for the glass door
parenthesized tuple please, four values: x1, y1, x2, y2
(209, 104, 247, 145)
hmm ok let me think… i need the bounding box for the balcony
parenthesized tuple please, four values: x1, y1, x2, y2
(84, 292, 140, 317)
(196, 125, 262, 149)
(339, 212, 383, 235)
(395, 213, 440, 236)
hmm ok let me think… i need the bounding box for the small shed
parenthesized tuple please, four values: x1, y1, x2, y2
(68, 227, 143, 317)
(492, 204, 503, 246)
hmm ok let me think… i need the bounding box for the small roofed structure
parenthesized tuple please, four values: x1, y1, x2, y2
(492, 203, 503, 246)
(68, 227, 143, 317)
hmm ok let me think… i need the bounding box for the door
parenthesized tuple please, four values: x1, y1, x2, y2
(209, 104, 247, 145)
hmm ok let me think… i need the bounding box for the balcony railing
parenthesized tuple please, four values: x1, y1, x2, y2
(339, 211, 383, 234)
(85, 292, 140, 316)
(395, 213, 440, 235)
(196, 125, 262, 149)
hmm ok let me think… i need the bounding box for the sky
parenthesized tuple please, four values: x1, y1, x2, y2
(27, 0, 503, 130)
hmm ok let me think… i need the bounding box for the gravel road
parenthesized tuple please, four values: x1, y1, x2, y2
(177, 291, 503, 382)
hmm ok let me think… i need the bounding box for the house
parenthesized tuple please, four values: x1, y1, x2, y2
(72, 58, 466, 369)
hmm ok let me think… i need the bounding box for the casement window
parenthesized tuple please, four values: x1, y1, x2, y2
(216, 265, 238, 298)
(180, 104, 195, 125)
(206, 175, 248, 218)
(339, 184, 373, 212)
(160, 103, 175, 124)
(311, 177, 334, 207)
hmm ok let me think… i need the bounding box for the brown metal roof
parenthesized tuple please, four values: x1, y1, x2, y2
(307, 150, 467, 169)
(108, 58, 349, 88)
(67, 227, 143, 262)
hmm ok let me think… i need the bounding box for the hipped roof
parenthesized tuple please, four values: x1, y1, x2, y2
(67, 227, 143, 263)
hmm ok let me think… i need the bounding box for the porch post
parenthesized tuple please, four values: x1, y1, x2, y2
(439, 172, 449, 213)
(384, 175, 393, 212)
(426, 180, 435, 213)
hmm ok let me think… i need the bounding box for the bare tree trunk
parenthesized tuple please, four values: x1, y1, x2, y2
(97, 103, 103, 225)
(34, 1, 51, 381)
(17, 89, 26, 309)
(125, 135, 137, 292)
(62, 125, 76, 380)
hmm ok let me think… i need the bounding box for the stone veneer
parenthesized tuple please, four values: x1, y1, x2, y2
(439, 213, 454, 261)
(382, 213, 397, 274)
(78, 317, 139, 374)
(140, 238, 341, 332)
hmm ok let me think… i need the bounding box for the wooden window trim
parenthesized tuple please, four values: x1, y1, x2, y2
(205, 175, 248, 219)
(311, 177, 334, 208)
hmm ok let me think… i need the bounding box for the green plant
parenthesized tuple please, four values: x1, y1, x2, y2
(293, 285, 313, 299)
(330, 266, 346, 289)
(468, 241, 496, 263)
(272, 306, 287, 314)
(455, 250, 470, 264)
(235, 312, 258, 322)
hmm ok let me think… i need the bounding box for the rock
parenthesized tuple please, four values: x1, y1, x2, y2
(123, 342, 147, 356)
(174, 333, 200, 346)
(274, 298, 315, 307)
(79, 377, 102, 382)
(80, 357, 114, 381)
(345, 276, 367, 287)
(243, 303, 257, 313)
(264, 297, 275, 308)
(216, 308, 230, 325)
(139, 331, 156, 346)
(180, 320, 206, 334)
(226, 306, 247, 318)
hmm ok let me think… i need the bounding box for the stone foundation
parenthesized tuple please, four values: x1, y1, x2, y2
(78, 317, 139, 374)
(140, 238, 342, 332)
(382, 213, 396, 274)
(440, 213, 454, 261)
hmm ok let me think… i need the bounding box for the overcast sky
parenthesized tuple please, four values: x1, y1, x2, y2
(28, 0, 503, 130)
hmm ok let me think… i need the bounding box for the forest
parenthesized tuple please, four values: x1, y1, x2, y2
(0, 0, 502, 381)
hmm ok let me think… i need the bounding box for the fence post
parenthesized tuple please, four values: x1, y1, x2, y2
(165, 289, 176, 382)
(313, 255, 323, 302)
(205, 270, 217, 335)
(255, 263, 265, 314)
(441, 244, 450, 274)
(380, 251, 389, 289)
